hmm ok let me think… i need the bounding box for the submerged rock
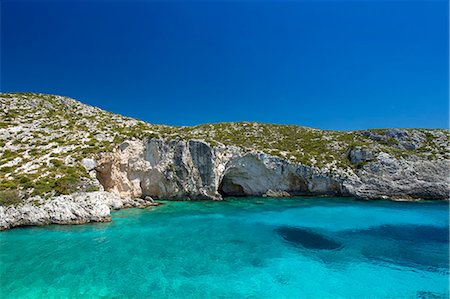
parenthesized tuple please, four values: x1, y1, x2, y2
(275, 226, 343, 250)
(339, 224, 450, 271)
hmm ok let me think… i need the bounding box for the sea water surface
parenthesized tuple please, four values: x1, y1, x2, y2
(1, 197, 448, 298)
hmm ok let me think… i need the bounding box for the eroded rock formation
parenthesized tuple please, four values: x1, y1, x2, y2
(2, 93, 448, 230)
(95, 138, 450, 201)
(0, 191, 158, 230)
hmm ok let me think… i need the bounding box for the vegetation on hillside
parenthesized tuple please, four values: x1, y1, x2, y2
(1, 92, 448, 203)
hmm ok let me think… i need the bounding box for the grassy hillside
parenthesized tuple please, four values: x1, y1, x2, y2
(1, 92, 448, 202)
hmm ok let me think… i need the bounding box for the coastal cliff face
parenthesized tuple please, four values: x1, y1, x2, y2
(95, 138, 449, 201)
(1, 93, 449, 229)
(95, 139, 349, 200)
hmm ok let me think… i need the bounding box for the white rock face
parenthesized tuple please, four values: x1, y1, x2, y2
(81, 158, 96, 171)
(349, 152, 450, 200)
(0, 191, 157, 230)
(95, 138, 449, 201)
(2, 93, 448, 230)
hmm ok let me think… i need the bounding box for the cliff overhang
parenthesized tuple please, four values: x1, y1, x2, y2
(94, 138, 450, 201)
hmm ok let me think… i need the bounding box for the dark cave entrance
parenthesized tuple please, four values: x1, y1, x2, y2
(218, 174, 246, 197)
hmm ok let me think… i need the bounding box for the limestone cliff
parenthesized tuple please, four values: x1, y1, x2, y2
(95, 138, 449, 201)
(1, 92, 449, 230)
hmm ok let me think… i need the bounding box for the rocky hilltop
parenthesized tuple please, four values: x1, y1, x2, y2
(1, 93, 449, 229)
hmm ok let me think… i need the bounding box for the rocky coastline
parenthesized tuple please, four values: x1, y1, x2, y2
(96, 138, 450, 201)
(6, 135, 449, 231)
(0, 191, 158, 230)
(1, 93, 449, 231)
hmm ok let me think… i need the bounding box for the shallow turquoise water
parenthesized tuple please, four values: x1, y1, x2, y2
(1, 197, 448, 298)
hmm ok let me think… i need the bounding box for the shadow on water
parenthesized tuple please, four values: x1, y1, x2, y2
(416, 290, 448, 299)
(349, 224, 449, 244)
(338, 224, 450, 272)
(275, 226, 343, 250)
(274, 224, 449, 273)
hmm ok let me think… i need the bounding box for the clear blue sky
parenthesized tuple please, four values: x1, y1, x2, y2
(1, 0, 448, 130)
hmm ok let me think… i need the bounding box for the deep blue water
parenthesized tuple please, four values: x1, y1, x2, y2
(0, 197, 448, 298)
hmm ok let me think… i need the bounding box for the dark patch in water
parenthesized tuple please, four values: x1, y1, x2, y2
(416, 290, 447, 299)
(275, 226, 343, 250)
(355, 225, 449, 244)
(339, 225, 449, 271)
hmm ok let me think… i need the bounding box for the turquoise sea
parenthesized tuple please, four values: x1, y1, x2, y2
(0, 197, 448, 298)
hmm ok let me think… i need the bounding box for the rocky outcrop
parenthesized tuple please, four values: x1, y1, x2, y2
(0, 191, 158, 230)
(2, 93, 448, 231)
(2, 93, 449, 202)
(95, 138, 450, 201)
(350, 153, 450, 200)
(95, 139, 350, 200)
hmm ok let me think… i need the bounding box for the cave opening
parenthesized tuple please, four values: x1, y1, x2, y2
(218, 175, 246, 197)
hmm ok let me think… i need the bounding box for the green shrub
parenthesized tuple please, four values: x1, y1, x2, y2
(18, 176, 34, 189)
(0, 190, 22, 206)
(0, 179, 18, 190)
(86, 185, 99, 192)
(29, 148, 39, 156)
(55, 175, 79, 195)
(82, 146, 100, 154)
(1, 150, 15, 160)
(50, 159, 64, 168)
(32, 179, 55, 196)
(0, 166, 15, 175)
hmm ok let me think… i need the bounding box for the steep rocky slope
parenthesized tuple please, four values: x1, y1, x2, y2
(1, 92, 449, 228)
(0, 92, 164, 200)
(95, 138, 449, 201)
